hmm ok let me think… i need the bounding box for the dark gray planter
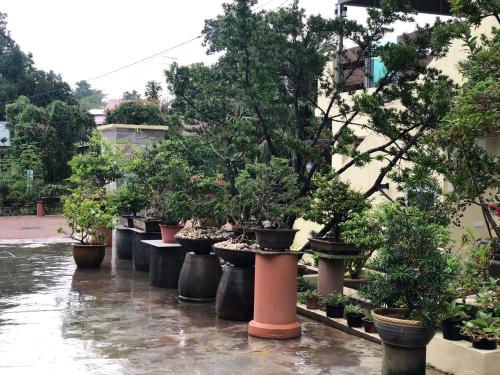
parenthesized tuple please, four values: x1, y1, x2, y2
(131, 230, 161, 272)
(216, 264, 255, 321)
(149, 243, 190, 288)
(254, 228, 298, 250)
(178, 252, 222, 302)
(115, 227, 134, 260)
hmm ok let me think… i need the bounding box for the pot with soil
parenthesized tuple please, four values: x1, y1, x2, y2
(472, 337, 498, 350)
(160, 224, 184, 244)
(309, 237, 362, 255)
(132, 217, 162, 233)
(304, 290, 319, 310)
(175, 227, 228, 255)
(255, 228, 298, 250)
(441, 318, 465, 341)
(345, 304, 364, 328)
(212, 239, 257, 267)
(461, 311, 500, 350)
(324, 292, 348, 318)
(363, 316, 378, 334)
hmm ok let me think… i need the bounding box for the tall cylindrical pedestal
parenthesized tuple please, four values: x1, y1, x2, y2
(382, 343, 426, 375)
(132, 230, 161, 272)
(216, 265, 254, 321)
(115, 227, 134, 260)
(149, 243, 189, 288)
(248, 251, 302, 339)
(317, 257, 345, 296)
(36, 201, 45, 217)
(178, 252, 222, 302)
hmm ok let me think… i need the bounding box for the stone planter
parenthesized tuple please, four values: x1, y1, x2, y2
(72, 243, 105, 269)
(131, 229, 161, 271)
(115, 226, 134, 260)
(132, 218, 162, 233)
(373, 308, 435, 375)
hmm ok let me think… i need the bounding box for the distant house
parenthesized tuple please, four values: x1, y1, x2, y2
(0, 121, 10, 148)
(88, 109, 106, 126)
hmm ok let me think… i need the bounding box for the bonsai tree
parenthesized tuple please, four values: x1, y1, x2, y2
(61, 188, 116, 245)
(110, 186, 148, 217)
(189, 173, 227, 227)
(305, 173, 370, 241)
(234, 157, 304, 229)
(350, 202, 459, 325)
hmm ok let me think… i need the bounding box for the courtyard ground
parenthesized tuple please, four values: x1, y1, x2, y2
(0, 217, 444, 374)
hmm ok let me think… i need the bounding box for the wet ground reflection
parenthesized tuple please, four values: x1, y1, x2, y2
(0, 242, 420, 375)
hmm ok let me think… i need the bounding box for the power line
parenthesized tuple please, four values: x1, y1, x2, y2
(0, 0, 291, 106)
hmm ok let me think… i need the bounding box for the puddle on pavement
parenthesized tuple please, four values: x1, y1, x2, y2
(0, 242, 390, 375)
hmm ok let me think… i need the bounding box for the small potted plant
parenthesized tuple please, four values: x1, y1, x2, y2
(324, 292, 349, 318)
(345, 304, 364, 327)
(60, 189, 116, 269)
(363, 312, 377, 333)
(304, 290, 320, 310)
(234, 158, 304, 250)
(461, 311, 500, 350)
(440, 300, 468, 341)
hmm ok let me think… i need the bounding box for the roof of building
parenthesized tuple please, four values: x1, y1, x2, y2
(339, 0, 451, 15)
(0, 121, 10, 146)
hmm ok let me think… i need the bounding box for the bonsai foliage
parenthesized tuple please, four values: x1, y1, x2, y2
(110, 187, 148, 216)
(68, 133, 123, 189)
(61, 188, 116, 244)
(305, 172, 370, 241)
(356, 202, 458, 324)
(234, 157, 304, 229)
(105, 101, 165, 125)
(324, 292, 349, 306)
(461, 311, 500, 342)
(189, 174, 227, 226)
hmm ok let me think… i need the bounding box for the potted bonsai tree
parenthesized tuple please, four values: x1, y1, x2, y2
(111, 186, 148, 228)
(440, 300, 468, 341)
(305, 173, 371, 277)
(344, 304, 364, 328)
(324, 292, 349, 318)
(234, 157, 305, 250)
(461, 311, 500, 350)
(60, 188, 116, 269)
(175, 173, 228, 254)
(346, 202, 458, 374)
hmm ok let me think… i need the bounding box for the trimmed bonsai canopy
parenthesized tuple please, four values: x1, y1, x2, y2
(61, 188, 116, 269)
(348, 202, 458, 375)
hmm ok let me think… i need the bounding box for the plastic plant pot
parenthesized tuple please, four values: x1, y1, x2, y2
(326, 304, 345, 318)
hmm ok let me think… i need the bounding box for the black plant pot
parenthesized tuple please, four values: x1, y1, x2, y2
(175, 236, 226, 255)
(441, 318, 464, 341)
(346, 313, 364, 328)
(326, 303, 345, 318)
(472, 338, 497, 350)
(254, 229, 298, 250)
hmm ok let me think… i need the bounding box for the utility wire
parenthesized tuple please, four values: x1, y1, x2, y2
(0, 0, 291, 106)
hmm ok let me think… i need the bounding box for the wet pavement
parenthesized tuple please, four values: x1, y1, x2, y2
(0, 243, 443, 375)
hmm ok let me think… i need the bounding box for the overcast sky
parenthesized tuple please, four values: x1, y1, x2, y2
(2, 0, 446, 101)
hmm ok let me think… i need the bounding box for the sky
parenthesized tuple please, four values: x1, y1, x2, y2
(2, 0, 447, 101)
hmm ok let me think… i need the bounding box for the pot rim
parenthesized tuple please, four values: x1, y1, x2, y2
(255, 228, 299, 233)
(372, 308, 423, 327)
(159, 224, 184, 228)
(71, 242, 105, 248)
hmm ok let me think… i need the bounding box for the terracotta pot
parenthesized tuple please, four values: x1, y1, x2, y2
(305, 296, 319, 310)
(254, 229, 298, 250)
(373, 308, 435, 348)
(472, 338, 497, 350)
(72, 243, 105, 269)
(363, 320, 378, 333)
(160, 224, 183, 243)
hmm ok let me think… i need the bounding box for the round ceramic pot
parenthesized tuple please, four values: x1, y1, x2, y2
(326, 304, 344, 318)
(72, 243, 105, 269)
(254, 229, 298, 250)
(373, 308, 435, 348)
(175, 236, 226, 255)
(160, 224, 184, 243)
(363, 320, 378, 333)
(441, 318, 464, 341)
(213, 245, 255, 267)
(346, 313, 364, 328)
(305, 297, 319, 310)
(472, 338, 497, 350)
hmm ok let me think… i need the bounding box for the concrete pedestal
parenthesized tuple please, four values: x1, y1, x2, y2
(317, 257, 345, 296)
(248, 251, 302, 339)
(115, 226, 134, 260)
(382, 343, 426, 375)
(178, 252, 222, 303)
(142, 240, 189, 288)
(131, 229, 161, 272)
(216, 265, 254, 321)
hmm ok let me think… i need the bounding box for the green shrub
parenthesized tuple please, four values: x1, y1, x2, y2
(105, 101, 165, 125)
(324, 292, 349, 306)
